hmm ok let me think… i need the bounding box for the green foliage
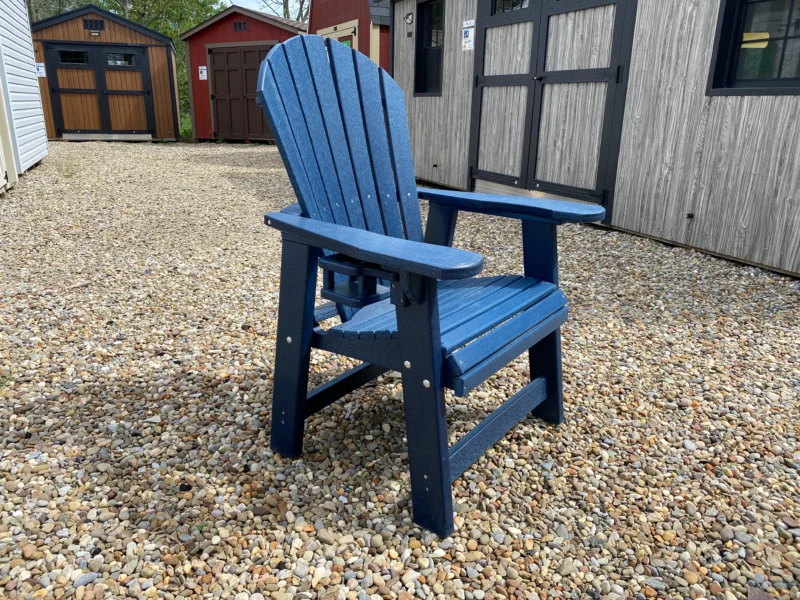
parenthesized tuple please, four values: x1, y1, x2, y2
(180, 112, 193, 140)
(27, 0, 226, 137)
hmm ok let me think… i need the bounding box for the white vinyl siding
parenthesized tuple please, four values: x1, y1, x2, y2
(0, 0, 48, 173)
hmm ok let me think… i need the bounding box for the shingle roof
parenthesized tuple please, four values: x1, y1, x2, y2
(180, 5, 306, 40)
(369, 0, 390, 26)
(251, 10, 307, 32)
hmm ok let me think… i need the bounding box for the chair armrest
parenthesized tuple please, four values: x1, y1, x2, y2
(266, 212, 483, 280)
(417, 188, 605, 224)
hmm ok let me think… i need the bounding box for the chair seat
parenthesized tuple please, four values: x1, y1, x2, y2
(328, 276, 568, 395)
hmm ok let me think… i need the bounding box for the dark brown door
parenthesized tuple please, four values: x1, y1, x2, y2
(210, 45, 273, 141)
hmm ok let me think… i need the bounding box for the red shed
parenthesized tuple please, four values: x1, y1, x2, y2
(308, 0, 390, 71)
(180, 6, 305, 141)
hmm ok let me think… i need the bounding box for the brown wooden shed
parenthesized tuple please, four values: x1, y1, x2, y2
(31, 4, 180, 141)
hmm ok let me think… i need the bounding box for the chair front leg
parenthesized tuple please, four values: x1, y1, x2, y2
(394, 275, 454, 537)
(522, 220, 564, 424)
(271, 238, 321, 458)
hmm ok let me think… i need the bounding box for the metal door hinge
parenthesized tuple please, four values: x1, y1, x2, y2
(210, 94, 216, 100)
(616, 65, 623, 83)
(208, 48, 213, 54)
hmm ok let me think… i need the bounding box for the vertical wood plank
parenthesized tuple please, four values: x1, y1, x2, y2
(545, 5, 616, 71)
(613, 0, 800, 274)
(536, 82, 608, 189)
(477, 86, 528, 178)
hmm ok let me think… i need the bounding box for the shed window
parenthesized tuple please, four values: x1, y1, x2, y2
(494, 0, 529, 13)
(83, 19, 105, 31)
(415, 0, 444, 95)
(59, 51, 89, 64)
(233, 21, 248, 32)
(709, 0, 800, 94)
(107, 53, 136, 66)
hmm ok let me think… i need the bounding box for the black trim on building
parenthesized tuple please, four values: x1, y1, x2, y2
(708, 0, 800, 96)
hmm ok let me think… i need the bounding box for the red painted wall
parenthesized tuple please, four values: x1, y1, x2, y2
(186, 12, 299, 140)
(379, 25, 390, 71)
(309, 0, 389, 64)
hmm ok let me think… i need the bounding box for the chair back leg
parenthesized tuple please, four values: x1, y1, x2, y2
(395, 277, 454, 537)
(529, 329, 564, 424)
(271, 239, 320, 458)
(522, 221, 565, 424)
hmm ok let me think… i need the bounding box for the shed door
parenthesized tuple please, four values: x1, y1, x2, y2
(209, 46, 273, 141)
(469, 0, 636, 211)
(45, 43, 155, 137)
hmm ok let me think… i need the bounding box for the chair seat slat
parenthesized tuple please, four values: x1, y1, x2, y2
(446, 291, 567, 377)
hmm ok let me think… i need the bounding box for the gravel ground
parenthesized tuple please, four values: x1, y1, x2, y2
(1, 141, 799, 600)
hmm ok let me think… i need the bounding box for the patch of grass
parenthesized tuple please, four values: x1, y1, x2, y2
(57, 162, 77, 178)
(179, 112, 193, 140)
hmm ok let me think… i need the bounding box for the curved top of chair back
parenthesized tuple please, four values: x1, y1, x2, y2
(257, 35, 423, 242)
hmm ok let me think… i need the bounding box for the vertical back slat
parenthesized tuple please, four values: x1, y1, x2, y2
(327, 40, 386, 234)
(266, 46, 336, 224)
(283, 39, 351, 227)
(380, 69, 424, 242)
(303, 37, 367, 230)
(257, 59, 324, 221)
(353, 51, 405, 239)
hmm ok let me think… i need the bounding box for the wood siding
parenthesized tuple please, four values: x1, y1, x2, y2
(57, 68, 96, 89)
(393, 0, 477, 189)
(477, 86, 527, 178)
(34, 12, 161, 44)
(61, 93, 100, 129)
(545, 5, 616, 71)
(105, 70, 142, 91)
(484, 21, 533, 76)
(613, 0, 800, 274)
(310, 0, 376, 61)
(147, 45, 176, 138)
(33, 12, 177, 140)
(185, 12, 297, 140)
(33, 41, 56, 138)
(536, 82, 607, 189)
(109, 95, 147, 130)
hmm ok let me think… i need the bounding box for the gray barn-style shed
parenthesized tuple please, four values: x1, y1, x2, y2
(390, 0, 800, 276)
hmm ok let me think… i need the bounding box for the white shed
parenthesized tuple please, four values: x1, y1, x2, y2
(0, 71, 19, 192)
(0, 0, 48, 175)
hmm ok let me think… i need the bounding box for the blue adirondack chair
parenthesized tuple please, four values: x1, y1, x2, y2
(256, 35, 604, 537)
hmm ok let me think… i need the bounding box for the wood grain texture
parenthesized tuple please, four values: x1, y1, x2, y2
(61, 93, 101, 130)
(34, 12, 160, 44)
(612, 0, 800, 274)
(148, 46, 176, 138)
(484, 21, 533, 76)
(546, 5, 616, 71)
(105, 70, 142, 91)
(393, 0, 477, 189)
(536, 82, 607, 189)
(33, 12, 177, 140)
(477, 86, 527, 178)
(33, 41, 56, 138)
(109, 95, 147, 130)
(57, 68, 96, 89)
